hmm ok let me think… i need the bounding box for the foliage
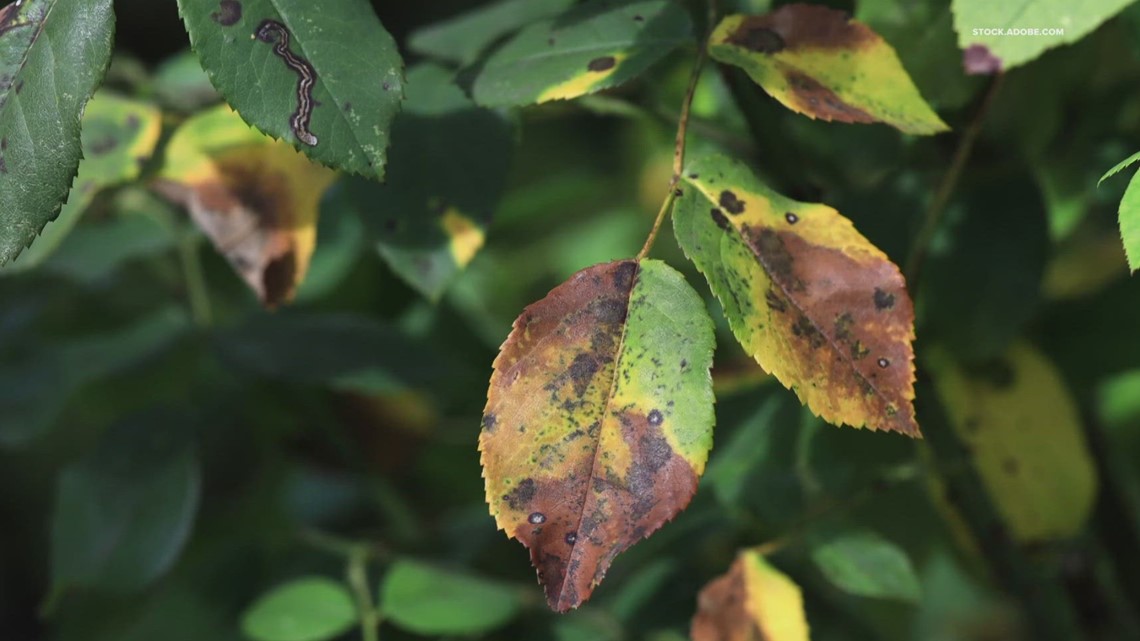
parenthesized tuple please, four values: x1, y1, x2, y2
(2, 1, 1140, 640)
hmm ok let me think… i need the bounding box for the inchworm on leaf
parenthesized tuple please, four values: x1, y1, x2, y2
(254, 19, 319, 146)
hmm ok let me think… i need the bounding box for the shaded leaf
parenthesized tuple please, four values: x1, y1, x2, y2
(241, 577, 355, 641)
(952, 0, 1135, 73)
(691, 549, 810, 641)
(709, 5, 948, 135)
(380, 559, 523, 635)
(347, 64, 513, 300)
(472, 0, 693, 107)
(2, 91, 162, 274)
(409, 0, 575, 65)
(1099, 151, 1140, 272)
(155, 106, 336, 307)
(151, 49, 220, 112)
(49, 409, 200, 595)
(674, 154, 919, 436)
(480, 258, 715, 611)
(928, 342, 1098, 542)
(0, 0, 115, 264)
(809, 529, 921, 602)
(176, 0, 403, 177)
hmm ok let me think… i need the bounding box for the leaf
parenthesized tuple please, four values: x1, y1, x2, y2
(151, 49, 220, 112)
(480, 258, 716, 611)
(346, 64, 513, 300)
(690, 549, 810, 641)
(408, 0, 575, 66)
(2, 91, 162, 274)
(155, 105, 337, 307)
(928, 342, 1098, 542)
(1099, 151, 1140, 272)
(176, 0, 403, 177)
(809, 529, 921, 602)
(952, 0, 1135, 73)
(241, 577, 356, 641)
(49, 409, 200, 596)
(471, 0, 693, 107)
(1097, 150, 1140, 187)
(0, 0, 115, 265)
(380, 559, 523, 635)
(709, 5, 948, 135)
(673, 154, 919, 436)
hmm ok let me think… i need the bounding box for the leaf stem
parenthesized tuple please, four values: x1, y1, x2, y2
(904, 74, 1004, 291)
(177, 232, 212, 327)
(347, 546, 383, 641)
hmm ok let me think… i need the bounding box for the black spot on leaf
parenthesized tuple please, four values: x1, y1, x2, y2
(481, 413, 497, 432)
(210, 0, 242, 26)
(719, 190, 745, 214)
(565, 532, 578, 545)
(647, 409, 663, 425)
(529, 512, 547, 524)
(587, 56, 616, 72)
(569, 353, 602, 396)
(873, 287, 896, 310)
(503, 478, 536, 510)
(710, 208, 731, 231)
(785, 212, 799, 224)
(877, 358, 890, 368)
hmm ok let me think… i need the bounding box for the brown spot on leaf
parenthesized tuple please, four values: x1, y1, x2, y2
(504, 478, 537, 510)
(482, 412, 497, 432)
(210, 0, 242, 26)
(587, 56, 616, 72)
(87, 136, 117, 156)
(0, 137, 6, 150)
(765, 288, 787, 313)
(784, 69, 875, 124)
(1003, 458, 1019, 475)
(719, 190, 745, 214)
(725, 5, 875, 53)
(261, 249, 296, 308)
(728, 24, 785, 53)
(873, 287, 895, 310)
(0, 155, 6, 174)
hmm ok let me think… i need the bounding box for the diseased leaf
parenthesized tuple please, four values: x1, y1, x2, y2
(0, 0, 115, 265)
(691, 549, 810, 641)
(928, 342, 1098, 542)
(346, 64, 513, 300)
(176, 0, 403, 177)
(380, 559, 523, 635)
(809, 529, 921, 602)
(480, 258, 715, 611)
(241, 577, 355, 641)
(709, 5, 948, 135)
(408, 0, 575, 66)
(471, 0, 693, 107)
(155, 106, 337, 307)
(2, 91, 162, 274)
(952, 0, 1135, 73)
(673, 154, 919, 436)
(1099, 151, 1140, 272)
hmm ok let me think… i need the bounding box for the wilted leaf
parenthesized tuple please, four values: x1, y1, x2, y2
(176, 0, 403, 177)
(408, 0, 575, 66)
(673, 154, 919, 436)
(691, 549, 810, 641)
(0, 0, 115, 264)
(472, 0, 693, 107)
(346, 64, 513, 300)
(2, 91, 162, 274)
(928, 342, 1098, 542)
(809, 529, 921, 602)
(155, 106, 337, 307)
(241, 577, 355, 641)
(49, 409, 200, 596)
(480, 258, 716, 611)
(709, 5, 948, 135)
(380, 559, 523, 635)
(1099, 151, 1140, 272)
(952, 0, 1135, 73)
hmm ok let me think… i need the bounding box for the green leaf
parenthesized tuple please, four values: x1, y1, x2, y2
(2, 91, 162, 274)
(1098, 150, 1140, 186)
(150, 49, 220, 112)
(709, 5, 948, 135)
(0, 0, 115, 265)
(380, 559, 523, 635)
(1118, 167, 1140, 272)
(49, 409, 200, 595)
(408, 0, 575, 65)
(952, 0, 1136, 72)
(241, 577, 356, 641)
(471, 0, 693, 107)
(176, 0, 404, 178)
(346, 64, 513, 300)
(809, 529, 921, 602)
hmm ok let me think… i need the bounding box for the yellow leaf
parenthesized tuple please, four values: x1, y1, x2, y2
(691, 549, 810, 641)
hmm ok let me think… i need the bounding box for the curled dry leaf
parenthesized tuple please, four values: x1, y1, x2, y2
(674, 154, 919, 436)
(691, 549, 810, 641)
(480, 258, 715, 611)
(155, 106, 336, 307)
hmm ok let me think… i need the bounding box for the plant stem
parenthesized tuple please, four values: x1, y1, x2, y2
(904, 74, 1004, 291)
(177, 232, 212, 327)
(347, 547, 382, 641)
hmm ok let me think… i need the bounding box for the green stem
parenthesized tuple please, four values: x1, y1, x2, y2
(347, 548, 383, 641)
(177, 233, 212, 327)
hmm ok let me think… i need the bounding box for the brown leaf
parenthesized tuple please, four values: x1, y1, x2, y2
(692, 550, 810, 641)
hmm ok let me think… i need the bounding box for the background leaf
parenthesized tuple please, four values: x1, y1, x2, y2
(380, 559, 524, 635)
(408, 0, 575, 66)
(690, 549, 810, 641)
(809, 529, 921, 602)
(240, 577, 355, 641)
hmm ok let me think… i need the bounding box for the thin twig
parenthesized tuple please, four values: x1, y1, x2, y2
(904, 74, 1005, 291)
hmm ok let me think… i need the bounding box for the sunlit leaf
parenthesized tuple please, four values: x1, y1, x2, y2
(928, 342, 1098, 542)
(691, 549, 810, 641)
(809, 529, 921, 602)
(0, 0, 115, 264)
(709, 5, 948, 134)
(155, 106, 337, 307)
(176, 0, 403, 177)
(380, 559, 523, 635)
(1099, 151, 1140, 272)
(674, 154, 919, 436)
(480, 258, 716, 611)
(241, 577, 355, 641)
(472, 0, 693, 107)
(408, 0, 575, 65)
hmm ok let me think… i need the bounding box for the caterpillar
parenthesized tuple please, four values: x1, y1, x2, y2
(254, 19, 319, 146)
